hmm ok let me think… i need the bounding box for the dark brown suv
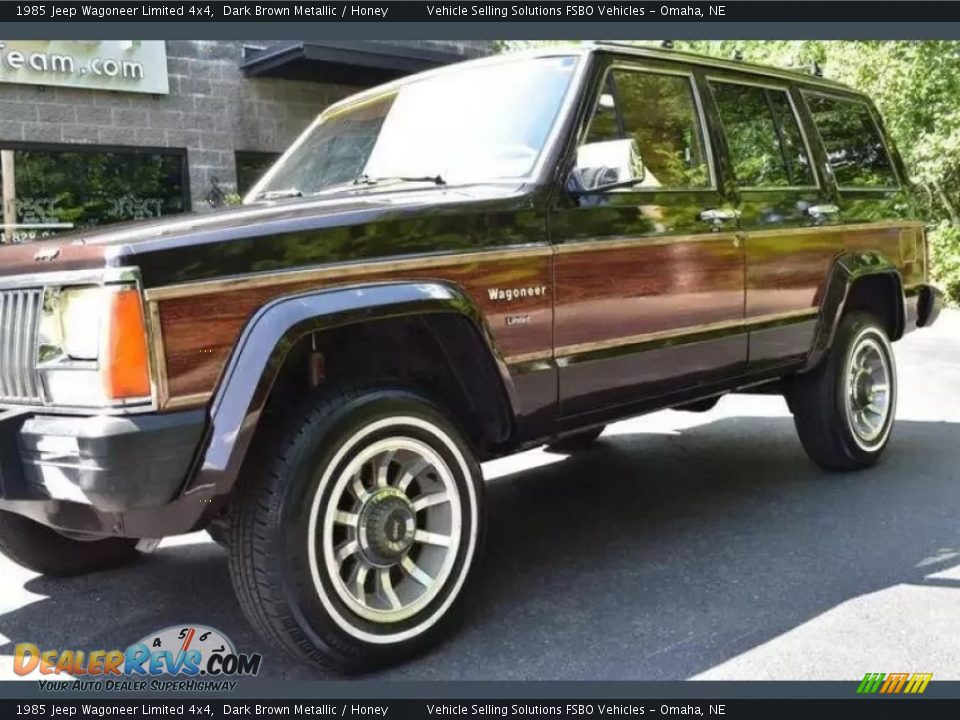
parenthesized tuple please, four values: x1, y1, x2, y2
(0, 44, 942, 672)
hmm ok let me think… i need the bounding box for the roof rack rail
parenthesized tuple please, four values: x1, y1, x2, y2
(786, 61, 824, 78)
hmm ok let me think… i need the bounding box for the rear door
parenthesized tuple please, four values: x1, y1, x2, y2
(800, 91, 926, 290)
(705, 74, 835, 370)
(551, 58, 746, 419)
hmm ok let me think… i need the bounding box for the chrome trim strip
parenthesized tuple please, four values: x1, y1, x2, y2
(556, 232, 739, 254)
(0, 266, 140, 291)
(554, 220, 922, 255)
(0, 293, 11, 398)
(554, 308, 819, 360)
(736, 219, 923, 240)
(24, 290, 41, 400)
(504, 350, 554, 366)
(163, 392, 212, 410)
(13, 291, 25, 398)
(146, 300, 171, 410)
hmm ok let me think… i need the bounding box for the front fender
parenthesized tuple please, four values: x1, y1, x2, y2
(805, 251, 905, 370)
(182, 280, 513, 501)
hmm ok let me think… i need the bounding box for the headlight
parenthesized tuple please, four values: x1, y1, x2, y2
(37, 284, 152, 408)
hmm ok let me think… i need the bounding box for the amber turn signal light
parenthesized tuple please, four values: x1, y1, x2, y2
(101, 288, 151, 400)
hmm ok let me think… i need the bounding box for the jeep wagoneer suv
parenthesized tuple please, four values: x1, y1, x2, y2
(0, 45, 941, 671)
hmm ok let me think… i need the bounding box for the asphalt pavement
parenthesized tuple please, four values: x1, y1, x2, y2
(2, 310, 958, 681)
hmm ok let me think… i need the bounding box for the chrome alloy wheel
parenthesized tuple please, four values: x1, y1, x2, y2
(843, 329, 894, 450)
(319, 435, 462, 627)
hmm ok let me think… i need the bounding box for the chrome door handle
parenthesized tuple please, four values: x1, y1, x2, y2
(699, 208, 741, 225)
(807, 204, 839, 218)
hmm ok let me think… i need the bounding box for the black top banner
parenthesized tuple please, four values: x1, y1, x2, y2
(5, 1, 960, 23)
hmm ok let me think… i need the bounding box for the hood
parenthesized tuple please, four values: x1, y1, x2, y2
(44, 181, 527, 249)
(0, 181, 531, 278)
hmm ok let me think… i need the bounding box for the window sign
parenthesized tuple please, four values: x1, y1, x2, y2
(0, 146, 188, 244)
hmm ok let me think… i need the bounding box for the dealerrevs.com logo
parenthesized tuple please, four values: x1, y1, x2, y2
(16, 625, 262, 692)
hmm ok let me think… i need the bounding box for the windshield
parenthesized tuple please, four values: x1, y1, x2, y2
(249, 55, 579, 199)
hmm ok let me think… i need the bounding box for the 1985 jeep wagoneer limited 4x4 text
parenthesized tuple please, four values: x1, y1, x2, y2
(0, 45, 942, 671)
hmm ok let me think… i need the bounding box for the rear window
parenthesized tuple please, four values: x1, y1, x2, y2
(710, 81, 814, 188)
(804, 93, 898, 188)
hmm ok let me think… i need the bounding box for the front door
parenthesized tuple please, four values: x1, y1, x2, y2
(551, 60, 746, 419)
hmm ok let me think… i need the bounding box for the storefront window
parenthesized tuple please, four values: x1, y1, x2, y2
(0, 145, 188, 244)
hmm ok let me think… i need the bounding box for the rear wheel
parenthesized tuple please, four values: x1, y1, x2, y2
(0, 510, 139, 577)
(545, 425, 605, 454)
(788, 312, 896, 471)
(228, 386, 485, 672)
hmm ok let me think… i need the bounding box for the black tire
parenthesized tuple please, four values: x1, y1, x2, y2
(0, 510, 139, 577)
(788, 312, 897, 471)
(227, 385, 485, 673)
(545, 425, 605, 454)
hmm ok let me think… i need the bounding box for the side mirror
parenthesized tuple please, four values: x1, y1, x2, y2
(569, 138, 645, 192)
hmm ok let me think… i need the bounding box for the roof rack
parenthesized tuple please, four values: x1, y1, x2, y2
(586, 42, 852, 93)
(785, 61, 824, 78)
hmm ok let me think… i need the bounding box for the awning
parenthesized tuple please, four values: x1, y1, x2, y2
(240, 41, 484, 86)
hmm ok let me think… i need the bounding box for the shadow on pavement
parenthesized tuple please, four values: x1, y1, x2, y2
(4, 415, 960, 680)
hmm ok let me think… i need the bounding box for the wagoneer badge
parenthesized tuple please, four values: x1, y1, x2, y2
(33, 246, 61, 262)
(487, 285, 548, 302)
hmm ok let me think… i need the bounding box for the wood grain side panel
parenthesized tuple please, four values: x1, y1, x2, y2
(157, 253, 552, 404)
(745, 226, 847, 318)
(554, 236, 744, 351)
(746, 223, 924, 318)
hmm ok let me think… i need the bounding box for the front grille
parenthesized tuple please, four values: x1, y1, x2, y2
(0, 288, 46, 405)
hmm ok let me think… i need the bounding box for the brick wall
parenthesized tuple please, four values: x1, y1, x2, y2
(0, 40, 494, 210)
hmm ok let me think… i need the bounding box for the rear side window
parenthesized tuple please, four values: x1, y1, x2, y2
(805, 94, 898, 188)
(581, 68, 711, 190)
(710, 81, 814, 188)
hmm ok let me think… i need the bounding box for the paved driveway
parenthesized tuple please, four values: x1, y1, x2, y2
(2, 311, 958, 681)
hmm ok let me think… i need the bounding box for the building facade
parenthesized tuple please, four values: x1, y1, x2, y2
(0, 40, 493, 242)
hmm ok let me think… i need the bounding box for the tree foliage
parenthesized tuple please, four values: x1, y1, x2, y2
(501, 40, 960, 301)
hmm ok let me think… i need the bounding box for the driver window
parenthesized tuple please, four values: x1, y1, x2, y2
(575, 68, 711, 191)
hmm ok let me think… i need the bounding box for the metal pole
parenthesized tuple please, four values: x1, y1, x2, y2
(1, 150, 14, 244)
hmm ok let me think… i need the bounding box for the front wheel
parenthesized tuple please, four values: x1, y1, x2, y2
(228, 386, 485, 672)
(788, 312, 897, 471)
